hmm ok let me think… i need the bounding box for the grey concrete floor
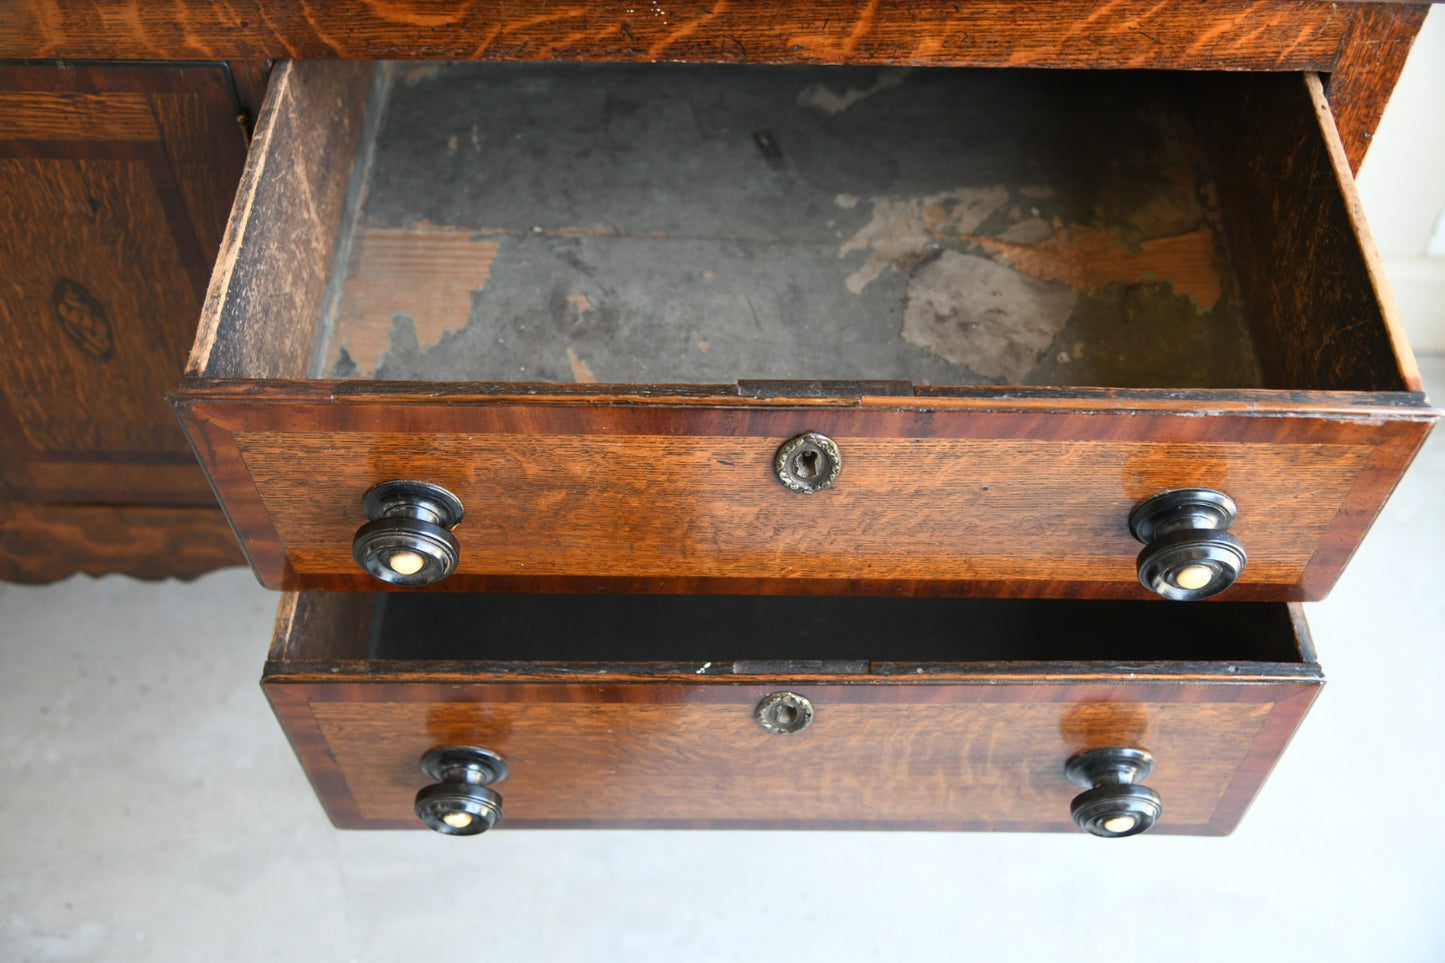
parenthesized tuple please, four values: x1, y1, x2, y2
(3, 357, 1443, 962)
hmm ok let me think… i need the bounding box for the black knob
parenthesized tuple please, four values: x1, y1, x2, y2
(352, 480, 464, 586)
(1065, 747, 1163, 838)
(1128, 488, 1246, 600)
(414, 746, 507, 836)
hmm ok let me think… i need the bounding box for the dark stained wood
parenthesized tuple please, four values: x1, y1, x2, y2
(0, 504, 245, 583)
(0, 63, 244, 512)
(1326, 3, 1429, 173)
(174, 393, 1434, 598)
(1197, 72, 1420, 394)
(225, 60, 272, 123)
(263, 593, 1320, 833)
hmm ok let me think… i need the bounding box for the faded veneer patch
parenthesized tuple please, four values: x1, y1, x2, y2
(328, 224, 499, 377)
(838, 187, 1009, 294)
(842, 181, 1230, 381)
(902, 251, 1076, 383)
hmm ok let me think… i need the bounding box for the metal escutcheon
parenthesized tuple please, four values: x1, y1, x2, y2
(775, 432, 841, 493)
(755, 692, 815, 734)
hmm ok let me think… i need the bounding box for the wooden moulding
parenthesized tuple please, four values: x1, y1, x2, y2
(263, 592, 1321, 833)
(173, 61, 1438, 601)
(0, 504, 245, 583)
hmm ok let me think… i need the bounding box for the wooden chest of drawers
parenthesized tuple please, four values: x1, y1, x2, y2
(6, 0, 1436, 838)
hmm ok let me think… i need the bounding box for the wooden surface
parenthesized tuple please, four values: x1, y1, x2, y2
(176, 395, 1433, 598)
(264, 593, 1320, 833)
(1198, 72, 1421, 394)
(321, 65, 1261, 390)
(173, 60, 1438, 599)
(0, 504, 245, 583)
(0, 64, 245, 507)
(0, 1, 1364, 68)
(1326, 3, 1431, 172)
(186, 61, 372, 382)
(0, 2, 1422, 173)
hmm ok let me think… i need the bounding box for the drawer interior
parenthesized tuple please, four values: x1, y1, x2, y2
(271, 592, 1314, 672)
(192, 61, 1417, 395)
(319, 64, 1261, 389)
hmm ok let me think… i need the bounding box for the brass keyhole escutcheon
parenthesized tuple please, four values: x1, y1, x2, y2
(775, 433, 841, 493)
(755, 692, 815, 734)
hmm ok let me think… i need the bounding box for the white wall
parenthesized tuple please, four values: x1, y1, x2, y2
(1357, 5, 1445, 354)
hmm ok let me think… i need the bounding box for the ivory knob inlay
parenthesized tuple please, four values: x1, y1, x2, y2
(1102, 815, 1139, 834)
(1173, 563, 1213, 590)
(387, 550, 426, 576)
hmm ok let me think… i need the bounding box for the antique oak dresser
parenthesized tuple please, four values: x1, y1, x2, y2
(1, 1, 1438, 838)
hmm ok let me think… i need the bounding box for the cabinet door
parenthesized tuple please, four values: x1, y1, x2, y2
(0, 63, 249, 580)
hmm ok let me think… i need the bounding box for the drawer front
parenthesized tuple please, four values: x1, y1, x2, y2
(264, 593, 1320, 835)
(175, 63, 1437, 599)
(267, 677, 1316, 834)
(187, 397, 1426, 598)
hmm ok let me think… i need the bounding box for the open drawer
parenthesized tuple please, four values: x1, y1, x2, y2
(265, 592, 1321, 835)
(175, 62, 1437, 599)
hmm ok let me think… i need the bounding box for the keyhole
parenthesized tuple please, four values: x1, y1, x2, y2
(794, 449, 820, 480)
(774, 704, 798, 726)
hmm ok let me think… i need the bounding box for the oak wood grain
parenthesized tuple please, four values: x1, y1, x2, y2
(0, 0, 1357, 68)
(0, 504, 245, 583)
(1326, 3, 1430, 172)
(172, 59, 1438, 599)
(174, 393, 1433, 598)
(264, 591, 1320, 833)
(186, 60, 372, 381)
(0, 63, 244, 511)
(1197, 72, 1420, 394)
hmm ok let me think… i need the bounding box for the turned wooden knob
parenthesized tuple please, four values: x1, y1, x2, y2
(414, 746, 507, 836)
(352, 480, 464, 586)
(1129, 488, 1246, 600)
(1065, 747, 1163, 838)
